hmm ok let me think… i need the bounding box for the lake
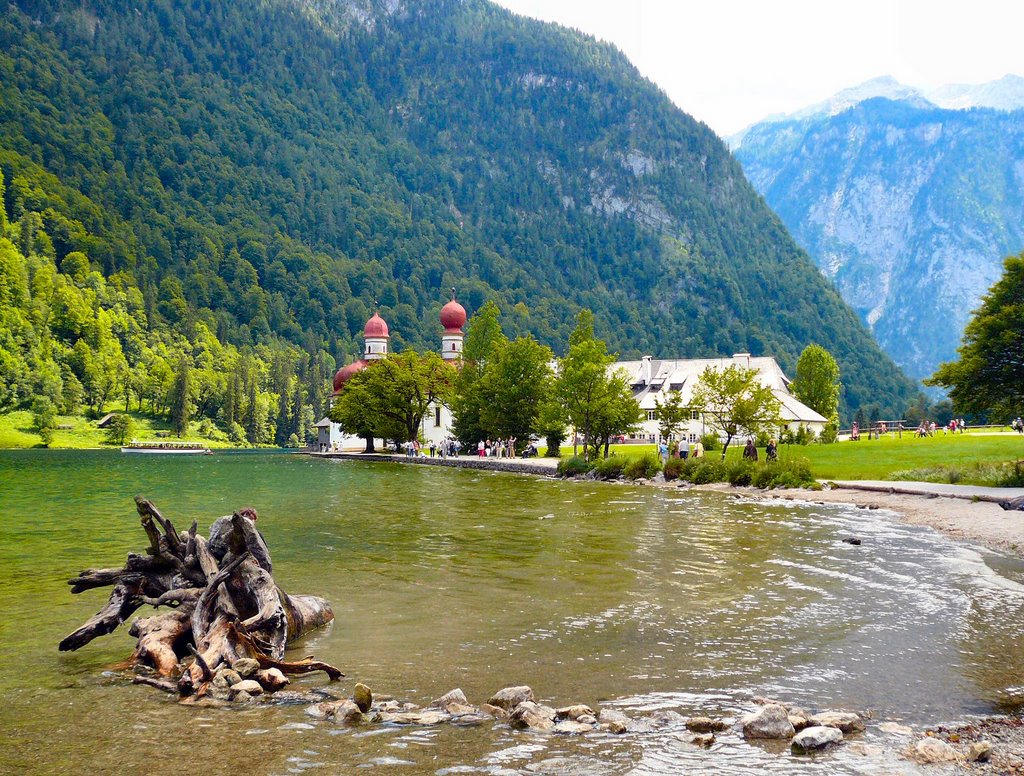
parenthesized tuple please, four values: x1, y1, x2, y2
(1, 449, 1023, 774)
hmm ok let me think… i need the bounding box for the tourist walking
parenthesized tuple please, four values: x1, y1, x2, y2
(743, 438, 758, 461)
(766, 438, 777, 461)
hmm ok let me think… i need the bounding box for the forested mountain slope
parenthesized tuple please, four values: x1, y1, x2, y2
(1, 0, 916, 421)
(735, 93, 1024, 380)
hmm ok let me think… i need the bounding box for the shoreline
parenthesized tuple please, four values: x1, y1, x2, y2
(310, 451, 1024, 559)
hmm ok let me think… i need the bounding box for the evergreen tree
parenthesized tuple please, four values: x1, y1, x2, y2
(170, 356, 192, 437)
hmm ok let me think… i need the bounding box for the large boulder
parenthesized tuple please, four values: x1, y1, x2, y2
(509, 701, 557, 731)
(792, 726, 843, 753)
(488, 686, 535, 711)
(809, 711, 865, 734)
(353, 682, 373, 713)
(742, 704, 795, 740)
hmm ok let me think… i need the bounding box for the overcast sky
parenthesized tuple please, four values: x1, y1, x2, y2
(491, 0, 1024, 137)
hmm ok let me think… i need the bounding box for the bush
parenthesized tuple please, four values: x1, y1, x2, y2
(754, 457, 815, 488)
(31, 396, 57, 447)
(700, 433, 721, 452)
(727, 459, 755, 486)
(819, 421, 838, 444)
(227, 422, 248, 446)
(557, 455, 593, 477)
(690, 457, 727, 484)
(593, 456, 627, 480)
(663, 457, 683, 481)
(623, 454, 662, 480)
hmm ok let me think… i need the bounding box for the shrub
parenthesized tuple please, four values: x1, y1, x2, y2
(557, 455, 593, 477)
(623, 454, 662, 480)
(593, 456, 626, 480)
(31, 396, 57, 447)
(997, 461, 1024, 487)
(103, 413, 135, 445)
(663, 458, 683, 481)
(700, 433, 721, 452)
(727, 459, 755, 486)
(756, 457, 815, 488)
(690, 457, 727, 484)
(819, 421, 838, 444)
(755, 430, 774, 448)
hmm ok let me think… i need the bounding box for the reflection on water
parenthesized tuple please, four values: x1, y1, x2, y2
(1, 450, 1023, 774)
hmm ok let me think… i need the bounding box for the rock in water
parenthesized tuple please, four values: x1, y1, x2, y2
(231, 679, 264, 696)
(552, 720, 594, 735)
(430, 688, 469, 709)
(879, 721, 913, 736)
(792, 726, 844, 752)
(686, 716, 728, 733)
(809, 711, 865, 734)
(308, 699, 364, 723)
(480, 703, 508, 719)
(257, 668, 289, 692)
(598, 709, 630, 735)
(742, 704, 795, 740)
(556, 704, 595, 721)
(488, 686, 535, 710)
(509, 701, 556, 731)
(353, 683, 373, 713)
(692, 733, 715, 748)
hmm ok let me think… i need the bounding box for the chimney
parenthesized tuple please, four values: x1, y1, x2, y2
(640, 355, 653, 384)
(732, 352, 751, 367)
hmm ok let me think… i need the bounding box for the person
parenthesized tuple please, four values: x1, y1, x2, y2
(851, 421, 859, 441)
(766, 438, 777, 461)
(693, 440, 704, 458)
(429, 442, 436, 458)
(743, 438, 758, 461)
(659, 440, 669, 464)
(680, 437, 690, 460)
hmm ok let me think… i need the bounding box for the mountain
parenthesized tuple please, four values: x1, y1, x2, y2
(0, 0, 916, 422)
(733, 80, 1024, 380)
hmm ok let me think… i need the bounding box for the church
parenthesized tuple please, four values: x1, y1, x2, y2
(315, 298, 828, 451)
(314, 293, 467, 451)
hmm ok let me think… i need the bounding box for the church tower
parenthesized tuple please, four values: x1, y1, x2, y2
(439, 288, 467, 361)
(363, 311, 389, 361)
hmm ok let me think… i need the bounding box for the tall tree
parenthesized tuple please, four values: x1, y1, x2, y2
(792, 344, 841, 422)
(451, 300, 506, 446)
(555, 310, 641, 459)
(477, 335, 554, 444)
(169, 356, 192, 437)
(689, 364, 782, 459)
(927, 253, 1024, 419)
(653, 387, 688, 442)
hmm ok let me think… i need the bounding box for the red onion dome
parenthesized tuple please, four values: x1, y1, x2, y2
(332, 359, 368, 392)
(440, 298, 467, 333)
(363, 312, 390, 339)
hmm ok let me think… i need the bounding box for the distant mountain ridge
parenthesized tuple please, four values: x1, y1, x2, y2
(733, 78, 1024, 380)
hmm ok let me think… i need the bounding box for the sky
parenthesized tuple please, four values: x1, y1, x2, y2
(491, 0, 1024, 137)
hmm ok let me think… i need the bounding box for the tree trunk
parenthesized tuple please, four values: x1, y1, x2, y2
(60, 497, 341, 698)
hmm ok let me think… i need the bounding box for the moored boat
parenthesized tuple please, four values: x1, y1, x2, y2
(120, 441, 213, 454)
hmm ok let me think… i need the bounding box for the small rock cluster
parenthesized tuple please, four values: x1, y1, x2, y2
(740, 697, 865, 754)
(305, 683, 726, 746)
(204, 658, 290, 702)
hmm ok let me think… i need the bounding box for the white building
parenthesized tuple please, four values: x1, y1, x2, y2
(613, 352, 828, 443)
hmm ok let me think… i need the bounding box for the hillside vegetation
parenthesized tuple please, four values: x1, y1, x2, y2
(1, 0, 916, 438)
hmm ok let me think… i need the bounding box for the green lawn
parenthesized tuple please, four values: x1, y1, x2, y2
(550, 431, 1024, 483)
(0, 409, 241, 450)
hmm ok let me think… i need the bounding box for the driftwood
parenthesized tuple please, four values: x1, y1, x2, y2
(60, 497, 341, 698)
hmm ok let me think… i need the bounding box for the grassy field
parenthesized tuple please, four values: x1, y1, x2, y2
(0, 409, 241, 450)
(554, 431, 1024, 483)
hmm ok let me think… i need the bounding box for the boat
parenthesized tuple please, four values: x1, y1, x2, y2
(120, 441, 213, 454)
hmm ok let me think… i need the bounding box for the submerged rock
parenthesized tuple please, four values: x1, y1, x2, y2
(379, 710, 450, 726)
(792, 725, 843, 753)
(307, 699, 364, 723)
(742, 704, 795, 740)
(598, 709, 630, 734)
(692, 733, 715, 748)
(879, 721, 913, 736)
(552, 719, 594, 735)
(686, 716, 728, 733)
(488, 686, 535, 710)
(809, 711, 864, 734)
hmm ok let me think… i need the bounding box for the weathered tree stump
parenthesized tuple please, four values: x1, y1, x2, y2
(60, 497, 341, 699)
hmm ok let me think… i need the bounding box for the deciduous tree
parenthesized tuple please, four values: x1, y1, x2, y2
(689, 364, 782, 459)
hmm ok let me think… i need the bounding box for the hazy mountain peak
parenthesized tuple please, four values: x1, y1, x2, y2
(925, 74, 1024, 111)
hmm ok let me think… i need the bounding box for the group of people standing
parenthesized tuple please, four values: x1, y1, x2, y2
(742, 438, 778, 461)
(477, 437, 517, 458)
(658, 437, 705, 463)
(1012, 418, 1023, 434)
(403, 438, 462, 458)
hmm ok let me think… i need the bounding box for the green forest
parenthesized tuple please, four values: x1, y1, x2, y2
(0, 0, 918, 445)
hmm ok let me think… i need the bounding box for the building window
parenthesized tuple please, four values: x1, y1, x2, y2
(646, 410, 657, 421)
(690, 410, 700, 420)
(434, 406, 442, 427)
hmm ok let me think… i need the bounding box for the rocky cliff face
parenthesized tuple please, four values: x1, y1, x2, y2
(734, 86, 1024, 380)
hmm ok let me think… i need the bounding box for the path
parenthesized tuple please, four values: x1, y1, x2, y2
(830, 480, 1024, 504)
